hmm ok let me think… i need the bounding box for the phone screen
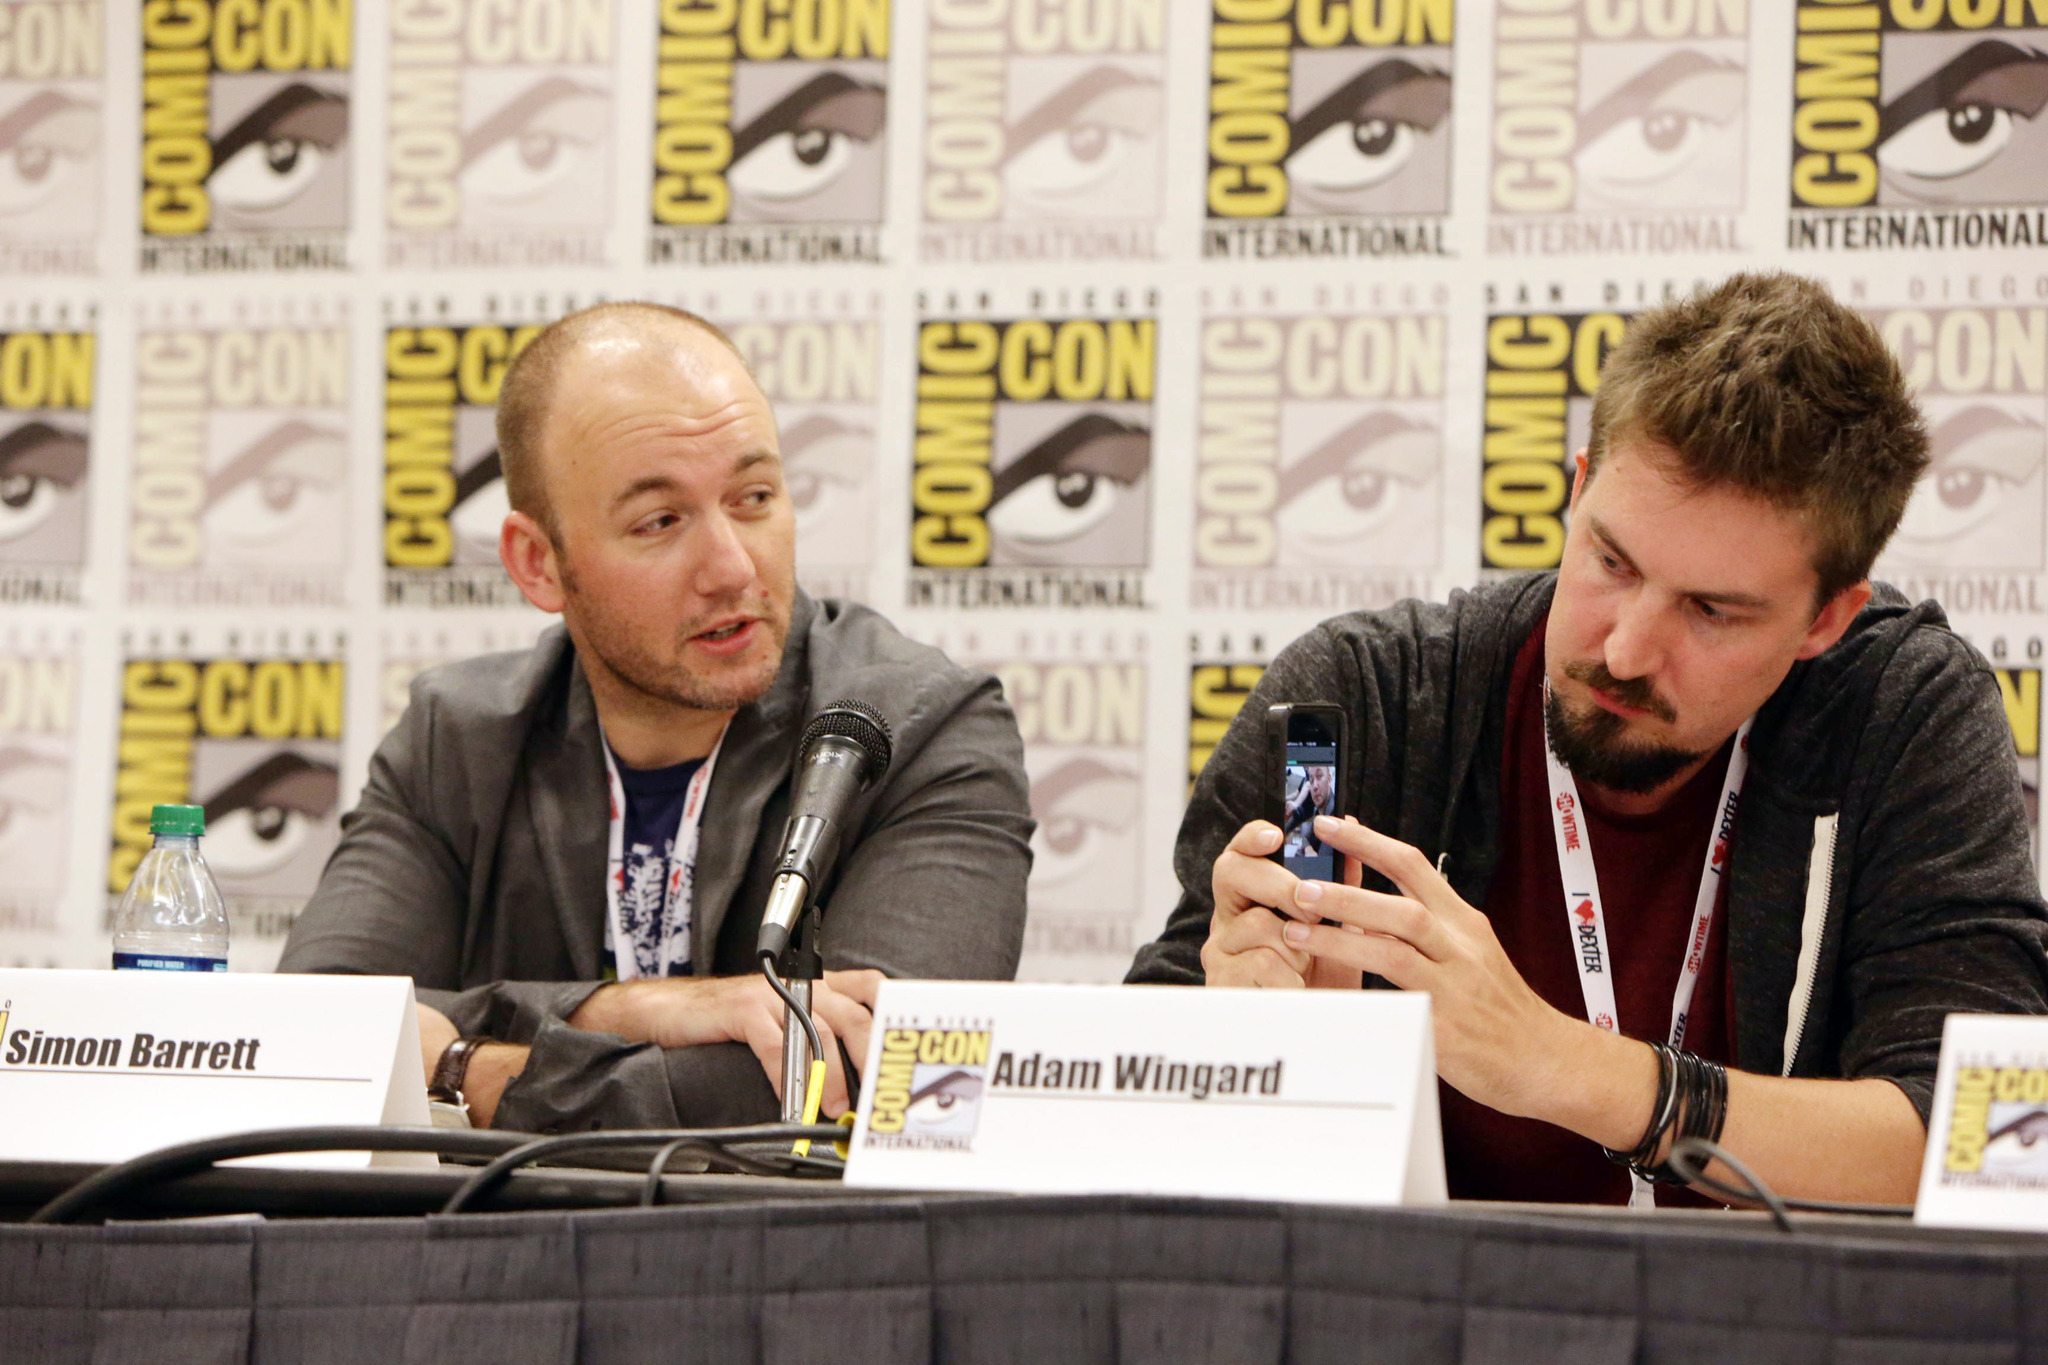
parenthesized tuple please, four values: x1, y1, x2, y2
(1281, 739, 1338, 882)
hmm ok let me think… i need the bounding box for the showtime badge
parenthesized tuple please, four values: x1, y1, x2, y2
(1194, 281, 1445, 615)
(0, 624, 78, 947)
(129, 298, 349, 609)
(107, 626, 345, 971)
(908, 289, 1155, 610)
(922, 0, 1167, 264)
(139, 0, 353, 273)
(1204, 0, 1453, 262)
(386, 0, 615, 269)
(0, 300, 91, 608)
(649, 0, 886, 267)
(1478, 288, 1633, 572)
(382, 295, 551, 609)
(0, 0, 103, 275)
(1489, 0, 1749, 255)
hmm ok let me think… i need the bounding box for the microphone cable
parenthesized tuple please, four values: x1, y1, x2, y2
(760, 949, 830, 1153)
(1665, 1137, 1914, 1231)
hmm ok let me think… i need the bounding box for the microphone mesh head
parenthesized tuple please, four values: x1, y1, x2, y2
(803, 699, 893, 777)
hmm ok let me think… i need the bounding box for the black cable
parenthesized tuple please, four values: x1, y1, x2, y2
(1666, 1137, 1915, 1230)
(30, 1126, 524, 1225)
(441, 1123, 843, 1214)
(760, 948, 827, 1094)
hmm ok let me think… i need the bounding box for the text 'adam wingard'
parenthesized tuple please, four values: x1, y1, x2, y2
(990, 1050, 1283, 1099)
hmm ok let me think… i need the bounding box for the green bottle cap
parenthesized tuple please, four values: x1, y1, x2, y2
(150, 804, 204, 838)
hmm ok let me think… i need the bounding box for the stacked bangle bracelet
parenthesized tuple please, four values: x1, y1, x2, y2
(1601, 1041, 1729, 1186)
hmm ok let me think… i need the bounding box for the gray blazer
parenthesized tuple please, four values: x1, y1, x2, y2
(279, 594, 1034, 1130)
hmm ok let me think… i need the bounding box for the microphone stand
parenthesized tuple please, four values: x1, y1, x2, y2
(776, 903, 822, 1124)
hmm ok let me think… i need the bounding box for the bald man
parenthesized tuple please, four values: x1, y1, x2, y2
(281, 304, 1034, 1132)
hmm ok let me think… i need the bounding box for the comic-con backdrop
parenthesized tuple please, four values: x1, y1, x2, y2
(4, 0, 2047, 976)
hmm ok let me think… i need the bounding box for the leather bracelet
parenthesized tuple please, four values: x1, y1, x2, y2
(428, 1035, 490, 1106)
(1602, 1041, 1678, 1171)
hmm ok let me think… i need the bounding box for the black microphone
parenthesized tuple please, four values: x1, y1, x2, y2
(757, 700, 894, 960)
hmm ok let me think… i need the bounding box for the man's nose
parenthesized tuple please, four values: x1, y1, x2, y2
(690, 511, 757, 596)
(1602, 593, 1667, 681)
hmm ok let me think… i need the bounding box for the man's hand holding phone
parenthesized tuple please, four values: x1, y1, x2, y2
(1201, 818, 1364, 991)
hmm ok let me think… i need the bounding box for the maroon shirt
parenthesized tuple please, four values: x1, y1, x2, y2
(1445, 617, 1734, 1205)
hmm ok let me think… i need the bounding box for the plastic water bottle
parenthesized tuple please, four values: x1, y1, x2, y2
(111, 804, 229, 972)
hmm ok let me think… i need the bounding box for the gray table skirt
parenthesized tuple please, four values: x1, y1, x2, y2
(3, 1193, 2044, 1364)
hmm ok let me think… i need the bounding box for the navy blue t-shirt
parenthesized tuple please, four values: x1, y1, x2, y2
(611, 753, 704, 978)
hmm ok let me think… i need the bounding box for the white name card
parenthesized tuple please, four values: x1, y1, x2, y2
(1916, 1012, 2048, 1230)
(844, 982, 1445, 1206)
(0, 969, 432, 1170)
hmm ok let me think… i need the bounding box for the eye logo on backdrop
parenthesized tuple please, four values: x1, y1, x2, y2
(649, 0, 887, 266)
(0, 307, 90, 607)
(1489, 0, 1747, 255)
(1194, 283, 1446, 611)
(921, 0, 1167, 264)
(129, 305, 349, 609)
(1205, 0, 1453, 261)
(1188, 636, 1267, 793)
(0, 628, 76, 941)
(382, 305, 543, 608)
(109, 630, 345, 970)
(908, 295, 1155, 609)
(0, 0, 103, 275)
(138, 0, 352, 273)
(386, 0, 614, 269)
(721, 297, 881, 603)
(1789, 0, 2048, 250)
(1478, 299, 1630, 571)
(1869, 299, 2047, 589)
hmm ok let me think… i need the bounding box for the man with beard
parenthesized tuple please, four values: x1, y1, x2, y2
(1129, 273, 2048, 1206)
(282, 303, 1033, 1131)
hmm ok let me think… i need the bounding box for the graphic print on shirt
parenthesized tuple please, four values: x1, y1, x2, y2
(618, 835, 687, 979)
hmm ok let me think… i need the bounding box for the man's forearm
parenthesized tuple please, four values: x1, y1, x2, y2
(463, 1043, 529, 1128)
(1539, 1023, 1925, 1204)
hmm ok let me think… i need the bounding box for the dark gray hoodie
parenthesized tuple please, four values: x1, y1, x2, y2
(1128, 574, 2048, 1120)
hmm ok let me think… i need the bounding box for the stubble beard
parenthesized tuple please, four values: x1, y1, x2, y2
(1543, 663, 1704, 796)
(563, 560, 791, 715)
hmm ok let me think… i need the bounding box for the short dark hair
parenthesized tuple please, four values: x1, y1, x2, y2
(494, 302, 746, 539)
(1586, 271, 1929, 604)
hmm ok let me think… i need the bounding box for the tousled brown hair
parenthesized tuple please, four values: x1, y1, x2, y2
(1585, 271, 1928, 604)
(495, 301, 746, 540)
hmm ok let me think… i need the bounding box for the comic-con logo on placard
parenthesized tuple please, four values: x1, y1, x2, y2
(0, 0, 104, 275)
(1789, 0, 2048, 251)
(1194, 283, 1445, 613)
(108, 632, 345, 965)
(1867, 301, 2047, 587)
(139, 0, 352, 273)
(129, 307, 349, 609)
(0, 631, 77, 936)
(1478, 299, 1630, 571)
(921, 0, 1166, 264)
(907, 292, 1154, 610)
(992, 646, 1144, 981)
(1204, 0, 1453, 262)
(1188, 638, 1267, 793)
(649, 0, 886, 267)
(1489, 0, 1748, 256)
(866, 1022, 992, 1150)
(0, 310, 91, 606)
(1943, 1059, 2048, 1188)
(386, 0, 614, 269)
(382, 308, 542, 608)
(722, 301, 880, 603)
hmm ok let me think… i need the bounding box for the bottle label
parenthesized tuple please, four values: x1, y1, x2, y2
(112, 953, 228, 972)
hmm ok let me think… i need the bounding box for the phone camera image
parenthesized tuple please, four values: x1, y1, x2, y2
(1282, 743, 1338, 881)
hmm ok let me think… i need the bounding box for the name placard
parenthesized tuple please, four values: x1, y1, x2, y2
(0, 969, 432, 1169)
(843, 982, 1445, 1206)
(1916, 1012, 2048, 1230)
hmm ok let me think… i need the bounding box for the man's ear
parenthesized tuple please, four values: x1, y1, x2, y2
(500, 510, 566, 615)
(1568, 448, 1591, 507)
(1797, 579, 1873, 660)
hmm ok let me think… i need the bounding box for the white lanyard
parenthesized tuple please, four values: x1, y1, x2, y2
(1542, 691, 1750, 1206)
(600, 726, 724, 981)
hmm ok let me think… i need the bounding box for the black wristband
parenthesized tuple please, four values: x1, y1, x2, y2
(428, 1036, 489, 1106)
(1602, 1041, 1678, 1172)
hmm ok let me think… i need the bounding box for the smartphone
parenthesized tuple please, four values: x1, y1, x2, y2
(1266, 703, 1347, 883)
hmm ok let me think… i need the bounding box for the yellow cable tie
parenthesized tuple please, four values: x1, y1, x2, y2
(793, 1058, 828, 1156)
